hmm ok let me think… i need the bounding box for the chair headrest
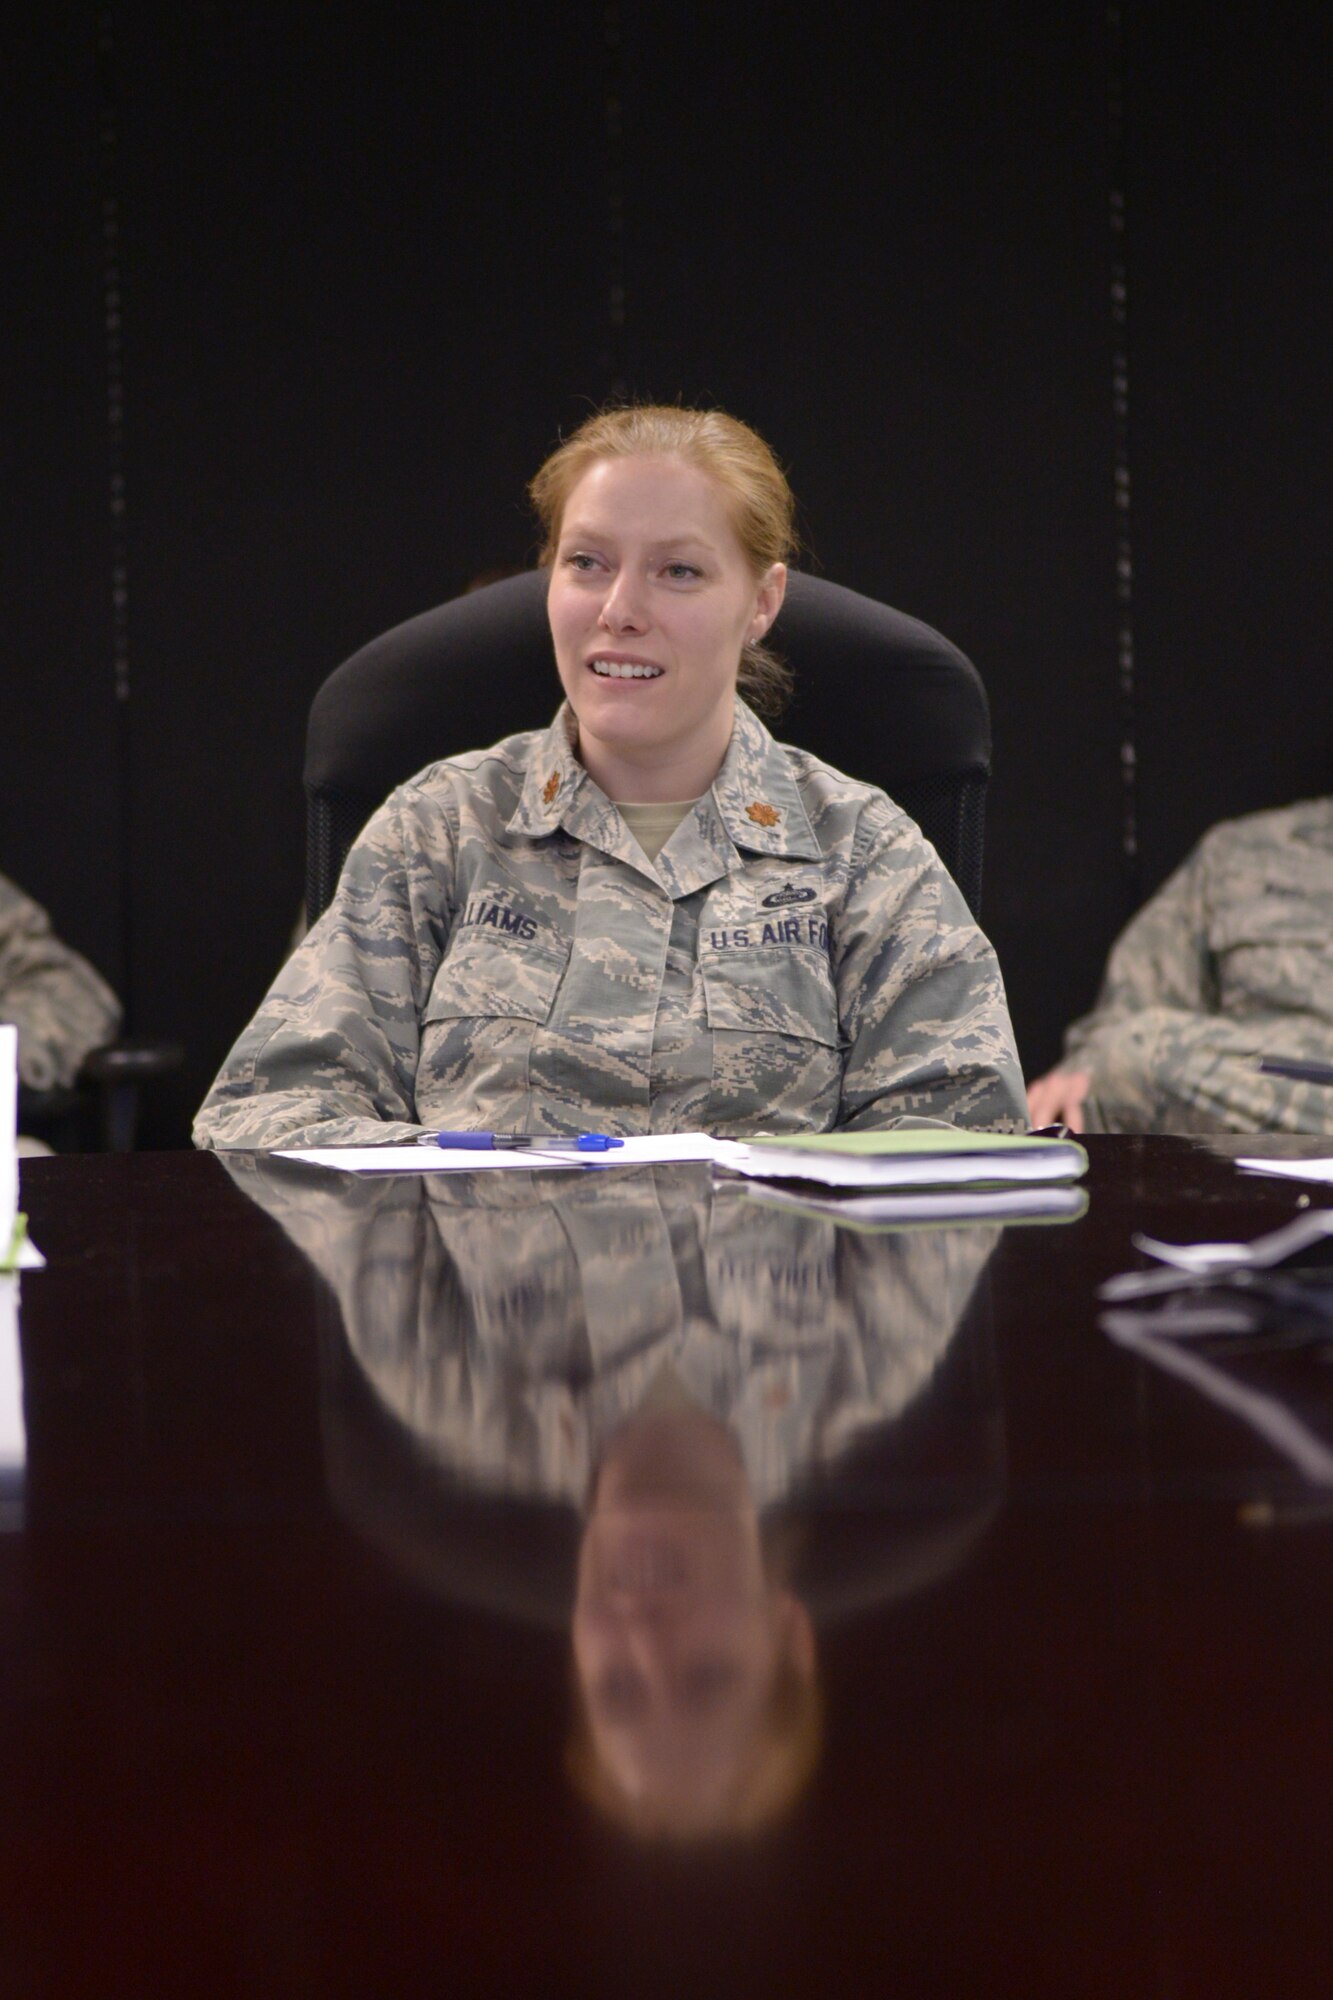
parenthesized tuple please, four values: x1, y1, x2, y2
(305, 569, 989, 798)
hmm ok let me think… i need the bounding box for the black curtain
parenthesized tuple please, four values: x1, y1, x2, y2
(5, 4, 1329, 1143)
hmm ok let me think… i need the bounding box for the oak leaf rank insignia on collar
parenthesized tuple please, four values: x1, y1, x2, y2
(745, 801, 781, 828)
(542, 772, 560, 807)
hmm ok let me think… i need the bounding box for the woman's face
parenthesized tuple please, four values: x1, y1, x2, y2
(546, 453, 786, 801)
(572, 1409, 806, 1828)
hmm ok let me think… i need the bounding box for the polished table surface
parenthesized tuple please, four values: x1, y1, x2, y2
(4, 1138, 1332, 1997)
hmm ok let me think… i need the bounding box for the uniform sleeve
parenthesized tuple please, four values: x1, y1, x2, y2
(0, 872, 122, 1090)
(1073, 1007, 1333, 1134)
(1063, 831, 1333, 1134)
(193, 789, 453, 1149)
(1062, 841, 1214, 1072)
(832, 808, 1026, 1131)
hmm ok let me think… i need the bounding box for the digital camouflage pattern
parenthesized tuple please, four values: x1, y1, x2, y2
(1065, 798, 1333, 1133)
(224, 1154, 1001, 1510)
(0, 871, 122, 1091)
(196, 702, 1024, 1147)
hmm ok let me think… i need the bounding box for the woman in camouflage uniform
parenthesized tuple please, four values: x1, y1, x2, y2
(196, 407, 1024, 1148)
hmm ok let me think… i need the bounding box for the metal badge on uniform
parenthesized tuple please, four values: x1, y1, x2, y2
(745, 801, 781, 827)
(761, 882, 817, 909)
(542, 772, 560, 807)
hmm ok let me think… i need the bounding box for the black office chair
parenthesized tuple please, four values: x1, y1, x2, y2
(304, 570, 991, 922)
(17, 1041, 184, 1153)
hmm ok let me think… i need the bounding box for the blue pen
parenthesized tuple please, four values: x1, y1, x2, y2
(416, 1131, 625, 1152)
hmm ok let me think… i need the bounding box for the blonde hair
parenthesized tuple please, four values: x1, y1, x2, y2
(565, 1645, 823, 1843)
(529, 404, 798, 718)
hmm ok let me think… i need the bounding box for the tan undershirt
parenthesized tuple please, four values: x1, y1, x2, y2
(615, 800, 699, 863)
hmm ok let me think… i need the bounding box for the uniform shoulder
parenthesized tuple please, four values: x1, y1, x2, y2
(0, 871, 42, 922)
(776, 737, 921, 841)
(1196, 797, 1333, 863)
(388, 727, 548, 806)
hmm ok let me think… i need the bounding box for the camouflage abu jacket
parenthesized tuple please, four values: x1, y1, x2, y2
(1065, 797, 1333, 1133)
(195, 701, 1024, 1148)
(1, 870, 122, 1091)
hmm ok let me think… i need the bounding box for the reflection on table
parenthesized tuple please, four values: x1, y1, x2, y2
(227, 1157, 1006, 1836)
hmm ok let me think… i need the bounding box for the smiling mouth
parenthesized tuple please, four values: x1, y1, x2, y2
(589, 658, 664, 679)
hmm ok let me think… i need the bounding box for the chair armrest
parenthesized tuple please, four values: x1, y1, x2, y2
(80, 1041, 184, 1086)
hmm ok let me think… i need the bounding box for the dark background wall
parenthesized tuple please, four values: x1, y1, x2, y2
(5, 4, 1330, 1146)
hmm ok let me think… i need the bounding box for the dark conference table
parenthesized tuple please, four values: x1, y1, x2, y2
(4, 1137, 1331, 1997)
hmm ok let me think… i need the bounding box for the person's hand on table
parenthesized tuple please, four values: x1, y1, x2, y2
(1026, 1067, 1092, 1133)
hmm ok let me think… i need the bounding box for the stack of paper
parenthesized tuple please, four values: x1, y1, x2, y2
(712, 1128, 1089, 1191)
(707, 1129, 1089, 1228)
(735, 1178, 1088, 1229)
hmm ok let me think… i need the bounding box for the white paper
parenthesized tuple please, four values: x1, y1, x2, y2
(0, 1028, 45, 1269)
(1236, 1157, 1333, 1186)
(0, 1025, 17, 1260)
(0, 1275, 25, 1476)
(277, 1146, 585, 1173)
(589, 1135, 722, 1163)
(276, 1133, 727, 1174)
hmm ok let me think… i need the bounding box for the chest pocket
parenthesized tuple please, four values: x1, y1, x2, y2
(424, 930, 569, 1027)
(702, 946, 841, 1048)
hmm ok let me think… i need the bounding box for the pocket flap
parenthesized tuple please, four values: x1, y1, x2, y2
(424, 931, 569, 1026)
(702, 948, 841, 1047)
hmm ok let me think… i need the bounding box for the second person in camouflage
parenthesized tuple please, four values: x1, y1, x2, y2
(196, 406, 1025, 1148)
(1026, 799, 1333, 1133)
(1, 871, 122, 1092)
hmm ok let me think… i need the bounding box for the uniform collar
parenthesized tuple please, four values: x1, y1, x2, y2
(509, 702, 586, 833)
(708, 699, 822, 861)
(508, 704, 634, 863)
(508, 699, 823, 896)
(655, 701, 822, 898)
